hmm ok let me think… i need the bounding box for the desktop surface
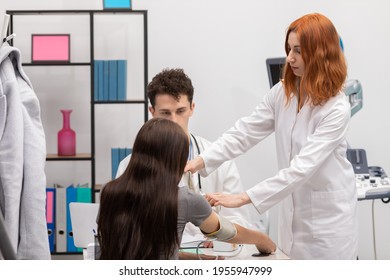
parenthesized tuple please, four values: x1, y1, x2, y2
(194, 245, 288, 260)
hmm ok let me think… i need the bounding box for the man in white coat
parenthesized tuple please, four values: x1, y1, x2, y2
(116, 69, 253, 257)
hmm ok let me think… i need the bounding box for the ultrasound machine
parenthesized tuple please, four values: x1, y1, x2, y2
(265, 57, 390, 202)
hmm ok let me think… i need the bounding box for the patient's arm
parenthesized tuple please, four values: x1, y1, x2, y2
(199, 211, 276, 254)
(230, 223, 276, 254)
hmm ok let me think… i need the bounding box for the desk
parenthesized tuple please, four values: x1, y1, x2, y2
(198, 245, 289, 260)
(85, 244, 289, 260)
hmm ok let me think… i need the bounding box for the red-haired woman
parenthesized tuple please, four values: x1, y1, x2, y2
(186, 13, 357, 260)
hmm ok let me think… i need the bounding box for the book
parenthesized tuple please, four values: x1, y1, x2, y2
(93, 60, 99, 101)
(108, 60, 118, 101)
(117, 59, 127, 101)
(111, 148, 120, 180)
(119, 148, 127, 164)
(98, 60, 104, 101)
(103, 60, 110, 101)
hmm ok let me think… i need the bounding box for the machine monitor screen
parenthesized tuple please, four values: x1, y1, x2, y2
(265, 57, 285, 88)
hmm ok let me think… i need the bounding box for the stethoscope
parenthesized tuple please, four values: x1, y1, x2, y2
(190, 133, 202, 192)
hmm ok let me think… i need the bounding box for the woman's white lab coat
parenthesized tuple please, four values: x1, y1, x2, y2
(200, 82, 358, 259)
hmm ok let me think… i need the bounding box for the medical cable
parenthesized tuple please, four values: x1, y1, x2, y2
(196, 239, 243, 260)
(371, 200, 377, 260)
(190, 134, 202, 192)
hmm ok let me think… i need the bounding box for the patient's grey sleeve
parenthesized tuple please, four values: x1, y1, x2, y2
(178, 187, 212, 227)
(178, 187, 237, 241)
(202, 215, 237, 241)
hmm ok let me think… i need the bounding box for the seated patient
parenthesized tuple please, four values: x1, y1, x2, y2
(97, 118, 276, 259)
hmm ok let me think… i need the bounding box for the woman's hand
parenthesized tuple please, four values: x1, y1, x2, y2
(185, 156, 205, 173)
(205, 192, 251, 208)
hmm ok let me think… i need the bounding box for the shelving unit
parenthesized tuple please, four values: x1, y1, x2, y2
(6, 9, 148, 255)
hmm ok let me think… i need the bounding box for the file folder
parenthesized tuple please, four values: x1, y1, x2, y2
(74, 184, 92, 252)
(55, 184, 67, 253)
(76, 184, 92, 203)
(46, 187, 56, 253)
(66, 185, 78, 252)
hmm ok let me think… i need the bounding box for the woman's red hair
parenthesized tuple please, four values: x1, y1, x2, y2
(283, 13, 347, 106)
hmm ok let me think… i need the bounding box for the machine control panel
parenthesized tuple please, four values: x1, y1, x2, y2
(356, 174, 390, 200)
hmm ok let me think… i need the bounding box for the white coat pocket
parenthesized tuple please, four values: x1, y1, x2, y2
(311, 189, 354, 238)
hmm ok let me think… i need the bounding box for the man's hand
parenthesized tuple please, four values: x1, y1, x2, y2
(185, 156, 205, 173)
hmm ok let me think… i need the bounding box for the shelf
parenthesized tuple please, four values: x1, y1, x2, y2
(46, 153, 92, 161)
(6, 8, 148, 195)
(93, 100, 147, 104)
(6, 9, 147, 15)
(6, 8, 148, 255)
(22, 62, 91, 66)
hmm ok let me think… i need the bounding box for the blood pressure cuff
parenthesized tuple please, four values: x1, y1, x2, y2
(201, 215, 237, 241)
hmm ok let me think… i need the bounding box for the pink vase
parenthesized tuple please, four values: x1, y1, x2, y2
(58, 109, 76, 156)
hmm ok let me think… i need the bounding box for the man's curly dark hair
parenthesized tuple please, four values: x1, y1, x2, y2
(147, 68, 194, 107)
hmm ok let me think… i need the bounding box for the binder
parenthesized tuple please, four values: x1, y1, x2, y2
(76, 183, 92, 203)
(117, 59, 127, 101)
(75, 184, 91, 252)
(108, 60, 118, 101)
(111, 148, 120, 180)
(66, 184, 78, 252)
(54, 184, 67, 252)
(46, 187, 56, 253)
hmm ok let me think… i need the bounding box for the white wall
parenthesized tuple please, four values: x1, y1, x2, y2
(2, 0, 390, 259)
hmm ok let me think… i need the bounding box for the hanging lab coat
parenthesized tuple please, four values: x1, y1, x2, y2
(0, 43, 50, 259)
(200, 82, 358, 259)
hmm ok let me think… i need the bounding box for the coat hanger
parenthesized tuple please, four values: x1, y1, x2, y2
(1, 14, 16, 47)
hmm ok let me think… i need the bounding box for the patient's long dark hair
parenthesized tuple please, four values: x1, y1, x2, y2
(97, 118, 189, 259)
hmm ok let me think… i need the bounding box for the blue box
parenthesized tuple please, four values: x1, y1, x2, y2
(103, 0, 131, 9)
